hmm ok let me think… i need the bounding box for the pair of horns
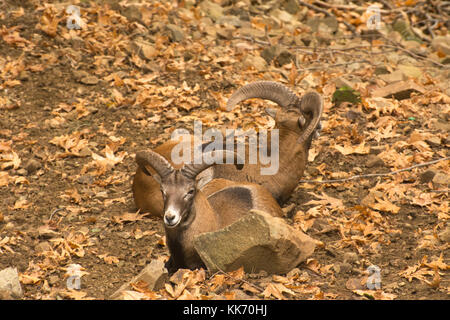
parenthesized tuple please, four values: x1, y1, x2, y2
(136, 149, 243, 180)
(225, 81, 323, 143)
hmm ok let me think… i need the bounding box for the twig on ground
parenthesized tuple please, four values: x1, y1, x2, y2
(299, 156, 450, 184)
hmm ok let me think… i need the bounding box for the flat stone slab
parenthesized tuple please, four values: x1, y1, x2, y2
(193, 210, 316, 274)
(110, 259, 168, 299)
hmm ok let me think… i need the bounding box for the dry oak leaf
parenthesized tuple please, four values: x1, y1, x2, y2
(334, 142, 370, 156)
(370, 197, 400, 214)
(305, 192, 344, 210)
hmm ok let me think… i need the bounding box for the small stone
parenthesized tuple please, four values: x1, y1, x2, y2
(379, 70, 405, 83)
(260, 46, 280, 64)
(374, 66, 390, 75)
(216, 28, 232, 40)
(398, 64, 422, 79)
(275, 50, 294, 67)
(282, 0, 300, 14)
(16, 168, 27, 176)
(110, 259, 168, 299)
(216, 15, 242, 28)
(438, 226, 450, 243)
(38, 225, 60, 239)
(199, 0, 224, 22)
(343, 252, 358, 264)
(334, 77, 354, 89)
(432, 171, 449, 186)
(366, 155, 385, 168)
(35, 241, 52, 253)
(419, 169, 436, 184)
(166, 24, 185, 42)
(370, 146, 385, 155)
(132, 40, 157, 60)
(120, 4, 143, 23)
(77, 174, 94, 185)
(72, 70, 89, 80)
(80, 75, 99, 85)
(243, 55, 267, 71)
(339, 262, 352, 274)
(431, 35, 450, 56)
(25, 159, 41, 174)
(0, 267, 23, 299)
(345, 277, 365, 290)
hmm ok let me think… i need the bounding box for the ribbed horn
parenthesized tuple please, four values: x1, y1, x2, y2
(181, 150, 244, 179)
(135, 150, 174, 179)
(297, 92, 323, 144)
(226, 81, 301, 111)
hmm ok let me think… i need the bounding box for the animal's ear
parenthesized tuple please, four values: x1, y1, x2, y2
(265, 107, 277, 119)
(195, 167, 213, 190)
(141, 165, 162, 184)
(298, 115, 306, 128)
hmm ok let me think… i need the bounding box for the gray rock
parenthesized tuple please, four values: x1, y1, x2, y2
(35, 241, 52, 253)
(25, 159, 41, 174)
(438, 226, 450, 243)
(199, 1, 224, 22)
(193, 210, 316, 274)
(398, 64, 422, 79)
(379, 70, 405, 83)
(260, 46, 280, 64)
(431, 36, 450, 56)
(275, 50, 294, 67)
(110, 259, 168, 299)
(243, 55, 267, 71)
(419, 169, 436, 184)
(432, 171, 449, 186)
(366, 155, 385, 168)
(282, 0, 300, 14)
(343, 252, 358, 264)
(334, 77, 354, 89)
(370, 146, 385, 155)
(131, 40, 157, 60)
(80, 75, 99, 85)
(166, 24, 185, 42)
(216, 15, 242, 28)
(120, 4, 142, 23)
(0, 267, 23, 299)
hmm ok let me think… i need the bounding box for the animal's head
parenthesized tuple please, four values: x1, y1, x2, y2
(225, 81, 323, 144)
(136, 150, 242, 228)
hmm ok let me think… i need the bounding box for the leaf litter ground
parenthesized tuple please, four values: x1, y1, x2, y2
(0, 0, 448, 300)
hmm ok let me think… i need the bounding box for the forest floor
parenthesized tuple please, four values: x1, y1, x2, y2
(0, 0, 448, 300)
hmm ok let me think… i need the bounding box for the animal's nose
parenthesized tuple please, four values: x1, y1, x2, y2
(165, 213, 176, 223)
(164, 209, 180, 227)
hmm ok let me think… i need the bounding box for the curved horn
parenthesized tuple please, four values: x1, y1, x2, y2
(135, 150, 174, 179)
(226, 81, 301, 111)
(181, 150, 243, 179)
(297, 91, 323, 144)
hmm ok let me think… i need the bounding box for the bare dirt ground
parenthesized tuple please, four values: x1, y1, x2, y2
(0, 0, 448, 300)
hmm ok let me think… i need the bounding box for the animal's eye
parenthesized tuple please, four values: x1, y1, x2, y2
(185, 189, 195, 199)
